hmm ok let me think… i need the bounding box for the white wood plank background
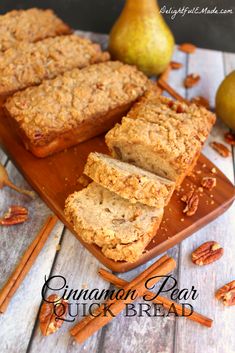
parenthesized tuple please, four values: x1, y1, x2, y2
(0, 32, 234, 353)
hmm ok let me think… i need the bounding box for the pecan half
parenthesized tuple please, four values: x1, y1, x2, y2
(210, 141, 231, 157)
(224, 132, 235, 146)
(216, 280, 235, 306)
(179, 43, 196, 54)
(0, 205, 28, 226)
(39, 294, 68, 336)
(191, 96, 210, 109)
(201, 177, 216, 190)
(170, 61, 183, 70)
(192, 241, 224, 266)
(181, 191, 199, 216)
(184, 74, 200, 88)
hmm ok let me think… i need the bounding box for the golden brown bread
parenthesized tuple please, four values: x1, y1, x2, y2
(0, 35, 110, 98)
(4, 61, 149, 157)
(0, 8, 71, 52)
(84, 152, 175, 208)
(64, 182, 163, 262)
(106, 93, 216, 185)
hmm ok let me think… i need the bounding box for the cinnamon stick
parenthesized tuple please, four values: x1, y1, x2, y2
(99, 268, 213, 328)
(0, 215, 57, 313)
(158, 78, 189, 103)
(70, 255, 176, 343)
(156, 65, 172, 95)
(70, 254, 169, 337)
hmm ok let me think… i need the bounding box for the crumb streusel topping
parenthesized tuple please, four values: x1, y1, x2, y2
(5, 61, 148, 146)
(0, 35, 109, 94)
(0, 8, 71, 52)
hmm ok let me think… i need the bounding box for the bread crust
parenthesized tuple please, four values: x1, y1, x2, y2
(84, 152, 175, 207)
(0, 35, 110, 96)
(7, 103, 133, 158)
(4, 62, 148, 157)
(64, 182, 163, 262)
(106, 93, 216, 185)
(0, 8, 72, 52)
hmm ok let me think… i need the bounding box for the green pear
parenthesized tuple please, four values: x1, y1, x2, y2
(108, 0, 175, 76)
(216, 71, 235, 131)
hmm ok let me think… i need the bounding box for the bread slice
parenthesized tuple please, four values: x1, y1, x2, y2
(84, 152, 175, 208)
(64, 182, 163, 262)
(106, 93, 216, 185)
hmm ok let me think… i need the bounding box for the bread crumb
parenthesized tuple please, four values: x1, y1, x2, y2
(211, 167, 217, 174)
(56, 244, 61, 251)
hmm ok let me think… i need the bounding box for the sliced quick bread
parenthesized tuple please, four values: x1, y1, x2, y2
(105, 93, 215, 185)
(64, 182, 163, 262)
(84, 152, 175, 208)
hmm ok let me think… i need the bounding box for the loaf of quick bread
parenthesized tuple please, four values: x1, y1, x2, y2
(4, 61, 149, 157)
(84, 152, 175, 208)
(106, 93, 216, 185)
(0, 35, 110, 98)
(64, 182, 163, 263)
(0, 8, 71, 52)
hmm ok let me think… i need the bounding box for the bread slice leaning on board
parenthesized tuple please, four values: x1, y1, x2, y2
(64, 182, 164, 263)
(84, 152, 175, 208)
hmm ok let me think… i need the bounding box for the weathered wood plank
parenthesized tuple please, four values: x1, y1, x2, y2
(0, 160, 65, 353)
(100, 47, 188, 353)
(28, 228, 110, 353)
(0, 149, 7, 164)
(224, 52, 235, 73)
(100, 247, 178, 353)
(185, 48, 224, 108)
(175, 49, 235, 353)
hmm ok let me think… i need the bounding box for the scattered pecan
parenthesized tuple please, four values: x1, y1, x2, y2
(210, 141, 231, 157)
(184, 74, 200, 88)
(39, 294, 68, 336)
(191, 96, 210, 109)
(201, 177, 216, 190)
(178, 43, 197, 54)
(224, 132, 235, 146)
(181, 190, 199, 216)
(170, 61, 183, 70)
(192, 241, 224, 266)
(216, 280, 235, 306)
(176, 104, 185, 114)
(0, 205, 28, 226)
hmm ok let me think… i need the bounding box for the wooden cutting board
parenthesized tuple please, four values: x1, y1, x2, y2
(0, 109, 235, 272)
